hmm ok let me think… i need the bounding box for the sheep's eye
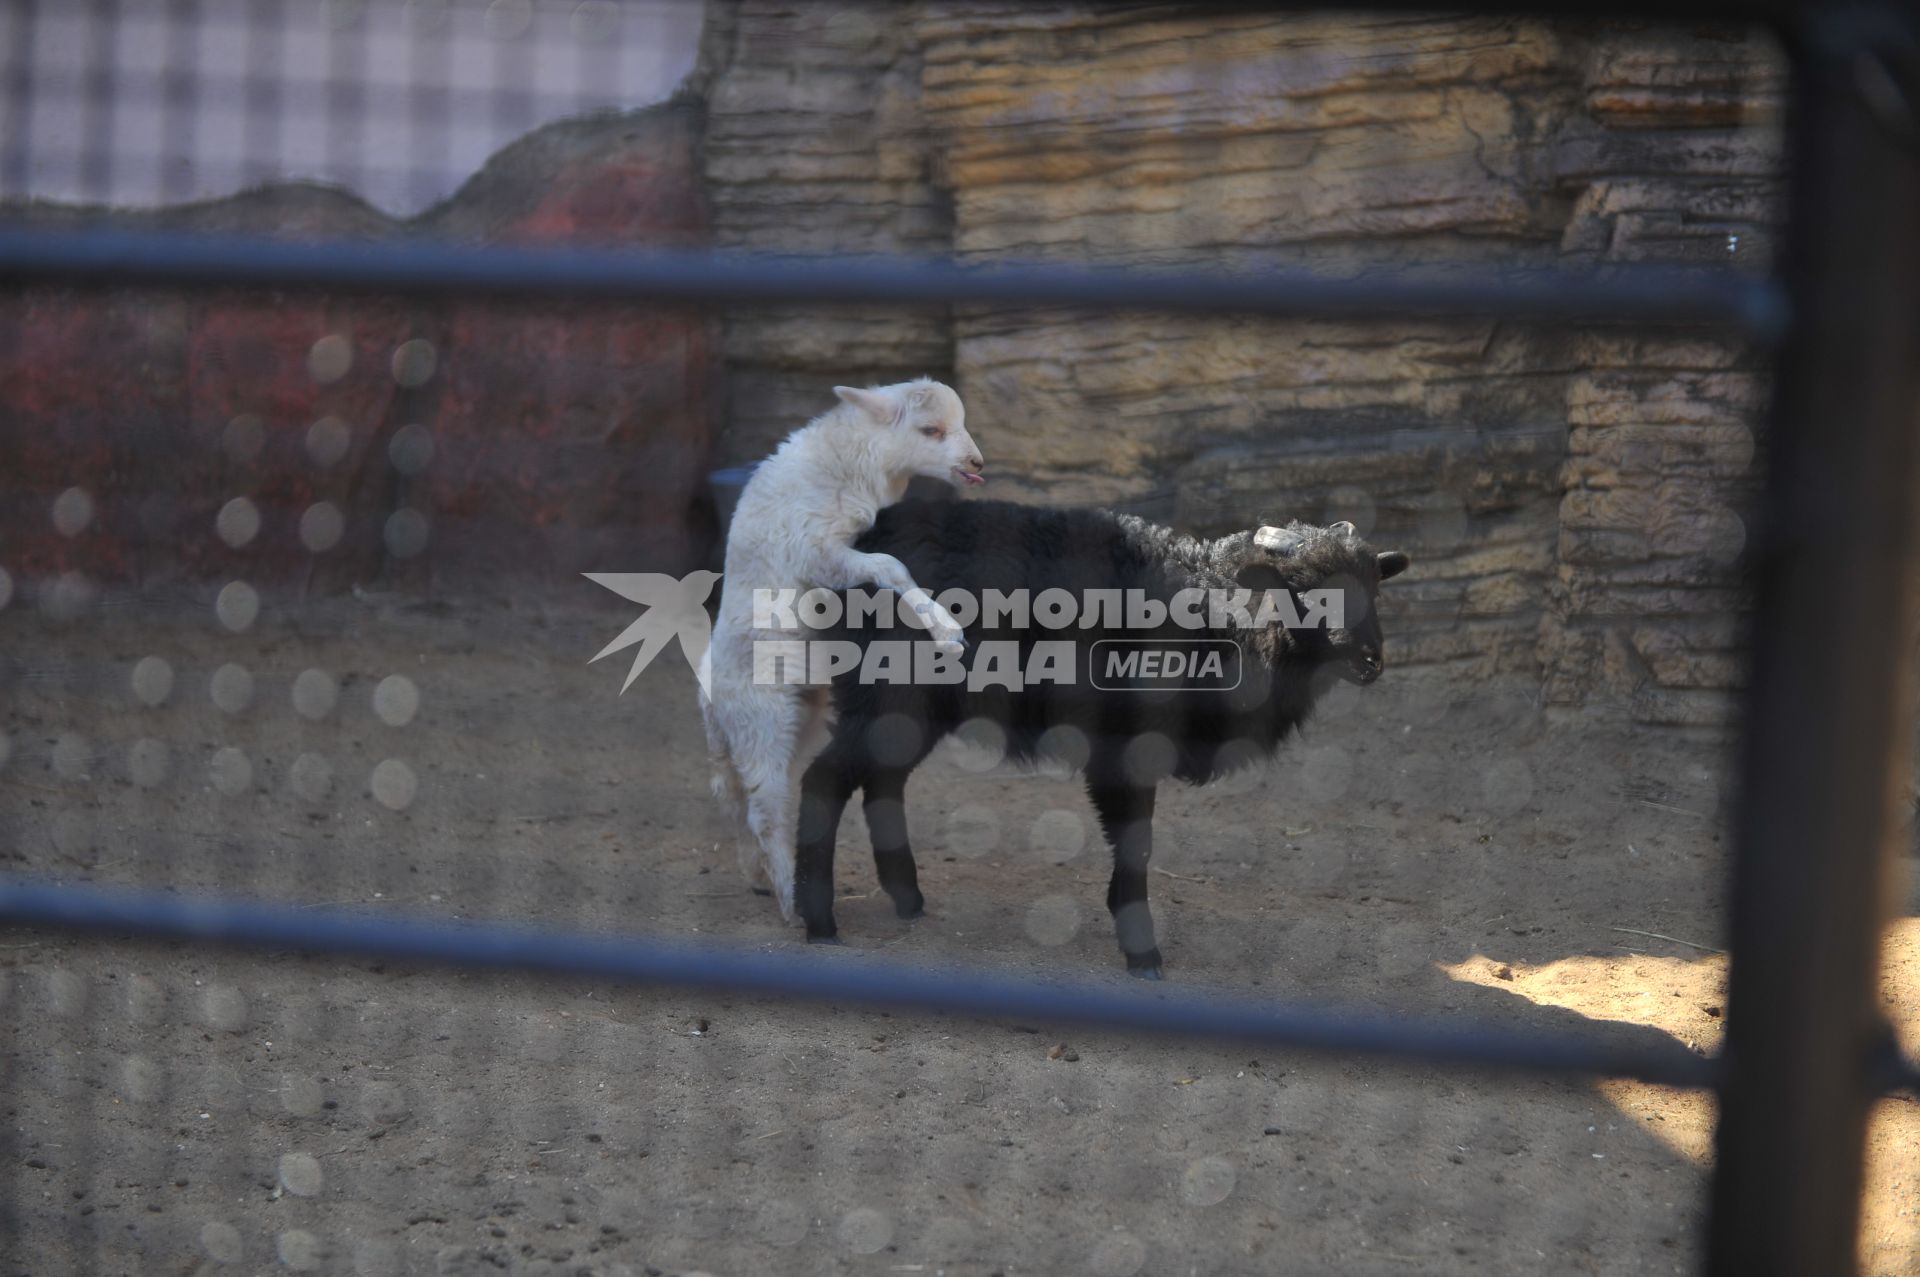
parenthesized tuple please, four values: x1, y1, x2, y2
(919, 426, 944, 440)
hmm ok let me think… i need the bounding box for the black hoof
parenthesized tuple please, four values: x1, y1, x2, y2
(890, 895, 926, 920)
(1124, 947, 1165, 980)
(1128, 964, 1165, 981)
(806, 932, 843, 946)
(750, 886, 772, 897)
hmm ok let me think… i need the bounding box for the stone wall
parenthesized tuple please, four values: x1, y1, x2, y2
(1546, 30, 1783, 724)
(698, 5, 1786, 721)
(698, 2, 955, 462)
(0, 5, 1789, 719)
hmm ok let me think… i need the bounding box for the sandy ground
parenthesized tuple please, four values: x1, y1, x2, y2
(3, 586, 1916, 1276)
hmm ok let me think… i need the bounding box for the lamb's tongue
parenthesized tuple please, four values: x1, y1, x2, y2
(961, 472, 986, 486)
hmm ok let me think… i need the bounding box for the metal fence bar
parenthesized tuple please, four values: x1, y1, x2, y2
(0, 877, 1722, 1090)
(0, 227, 1791, 338)
(1705, 9, 1920, 1276)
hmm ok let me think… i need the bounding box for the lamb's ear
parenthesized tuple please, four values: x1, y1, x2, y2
(1253, 525, 1304, 554)
(1328, 520, 1357, 539)
(834, 385, 895, 423)
(1377, 551, 1410, 581)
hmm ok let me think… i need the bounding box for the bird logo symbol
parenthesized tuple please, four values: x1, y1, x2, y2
(584, 570, 721, 695)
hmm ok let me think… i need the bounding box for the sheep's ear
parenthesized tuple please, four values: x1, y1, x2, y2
(834, 385, 895, 423)
(1253, 525, 1304, 554)
(1377, 551, 1410, 581)
(1328, 520, 1357, 539)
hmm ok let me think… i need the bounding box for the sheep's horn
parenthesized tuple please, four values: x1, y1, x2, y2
(1328, 520, 1357, 538)
(1253, 525, 1303, 553)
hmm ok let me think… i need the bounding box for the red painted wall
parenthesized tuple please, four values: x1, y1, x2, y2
(0, 103, 716, 597)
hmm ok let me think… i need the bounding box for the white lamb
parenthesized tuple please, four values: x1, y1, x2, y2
(701, 379, 985, 919)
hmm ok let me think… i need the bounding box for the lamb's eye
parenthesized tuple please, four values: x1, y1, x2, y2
(920, 426, 944, 440)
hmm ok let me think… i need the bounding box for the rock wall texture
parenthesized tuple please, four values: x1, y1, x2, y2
(697, 2, 955, 462)
(0, 6, 1787, 720)
(697, 4, 1785, 722)
(0, 104, 717, 595)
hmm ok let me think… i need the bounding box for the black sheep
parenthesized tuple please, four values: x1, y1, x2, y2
(792, 497, 1410, 978)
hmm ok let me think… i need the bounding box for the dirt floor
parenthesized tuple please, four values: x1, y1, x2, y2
(3, 586, 1916, 1276)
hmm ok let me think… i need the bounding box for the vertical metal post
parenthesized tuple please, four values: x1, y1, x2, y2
(1708, 7, 1920, 1275)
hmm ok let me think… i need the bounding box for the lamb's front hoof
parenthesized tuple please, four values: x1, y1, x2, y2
(1125, 949, 1165, 980)
(806, 933, 844, 946)
(890, 893, 926, 920)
